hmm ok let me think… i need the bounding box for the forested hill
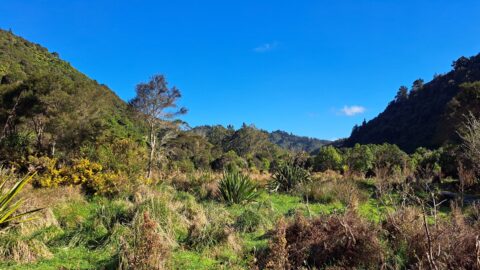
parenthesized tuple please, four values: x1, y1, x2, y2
(0, 29, 142, 160)
(269, 130, 330, 153)
(192, 125, 329, 153)
(345, 53, 480, 152)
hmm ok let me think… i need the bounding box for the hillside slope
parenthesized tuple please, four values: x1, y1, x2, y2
(345, 54, 480, 152)
(0, 29, 142, 160)
(269, 130, 330, 153)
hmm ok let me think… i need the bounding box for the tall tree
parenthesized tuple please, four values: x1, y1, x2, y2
(395, 86, 409, 102)
(129, 75, 187, 178)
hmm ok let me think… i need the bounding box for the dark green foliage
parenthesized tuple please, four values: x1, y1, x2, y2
(371, 143, 409, 177)
(234, 208, 263, 233)
(268, 130, 330, 153)
(0, 29, 144, 164)
(411, 147, 442, 179)
(164, 133, 213, 172)
(192, 124, 286, 172)
(346, 53, 480, 152)
(271, 163, 311, 192)
(313, 145, 343, 172)
(345, 143, 374, 176)
(218, 170, 258, 204)
(211, 150, 247, 172)
(192, 125, 329, 155)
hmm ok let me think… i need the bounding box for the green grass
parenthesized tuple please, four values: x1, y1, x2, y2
(172, 250, 218, 270)
(2, 176, 463, 269)
(0, 246, 115, 270)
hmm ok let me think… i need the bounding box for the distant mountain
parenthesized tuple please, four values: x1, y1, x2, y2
(345, 53, 480, 152)
(191, 125, 330, 153)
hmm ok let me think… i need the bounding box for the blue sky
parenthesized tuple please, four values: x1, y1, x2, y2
(2, 1, 480, 140)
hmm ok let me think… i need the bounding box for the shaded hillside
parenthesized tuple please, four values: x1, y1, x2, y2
(0, 29, 143, 161)
(345, 53, 480, 152)
(269, 130, 330, 153)
(192, 125, 329, 153)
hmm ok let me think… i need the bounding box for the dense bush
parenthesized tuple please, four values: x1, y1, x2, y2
(371, 143, 409, 180)
(344, 143, 374, 176)
(211, 150, 247, 172)
(313, 146, 343, 172)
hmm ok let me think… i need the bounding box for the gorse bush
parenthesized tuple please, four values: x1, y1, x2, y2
(31, 157, 129, 196)
(271, 163, 310, 192)
(218, 170, 258, 205)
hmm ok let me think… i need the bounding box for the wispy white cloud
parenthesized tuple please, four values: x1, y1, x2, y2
(340, 105, 366, 116)
(253, 41, 278, 53)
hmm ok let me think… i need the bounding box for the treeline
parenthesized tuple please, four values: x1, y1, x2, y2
(346, 53, 480, 152)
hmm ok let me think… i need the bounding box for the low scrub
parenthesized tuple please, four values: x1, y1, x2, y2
(383, 205, 480, 269)
(259, 211, 384, 269)
(301, 179, 367, 206)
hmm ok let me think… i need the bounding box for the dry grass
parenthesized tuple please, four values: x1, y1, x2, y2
(383, 205, 480, 269)
(311, 169, 343, 182)
(119, 211, 171, 270)
(302, 178, 367, 207)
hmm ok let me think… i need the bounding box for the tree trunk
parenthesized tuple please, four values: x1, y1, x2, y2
(147, 124, 156, 179)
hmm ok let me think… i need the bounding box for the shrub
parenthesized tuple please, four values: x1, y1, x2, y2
(218, 171, 258, 205)
(119, 211, 171, 270)
(313, 146, 343, 172)
(186, 207, 236, 251)
(259, 211, 384, 269)
(30, 157, 129, 196)
(234, 208, 263, 233)
(372, 143, 409, 180)
(271, 163, 310, 192)
(344, 144, 374, 177)
(170, 171, 219, 200)
(29, 156, 66, 187)
(383, 205, 480, 269)
(303, 180, 367, 206)
(263, 217, 289, 269)
(211, 150, 247, 172)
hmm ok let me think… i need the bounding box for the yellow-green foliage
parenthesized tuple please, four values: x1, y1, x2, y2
(30, 156, 128, 196)
(29, 156, 65, 188)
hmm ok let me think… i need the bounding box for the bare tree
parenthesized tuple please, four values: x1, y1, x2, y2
(458, 112, 480, 179)
(129, 75, 187, 179)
